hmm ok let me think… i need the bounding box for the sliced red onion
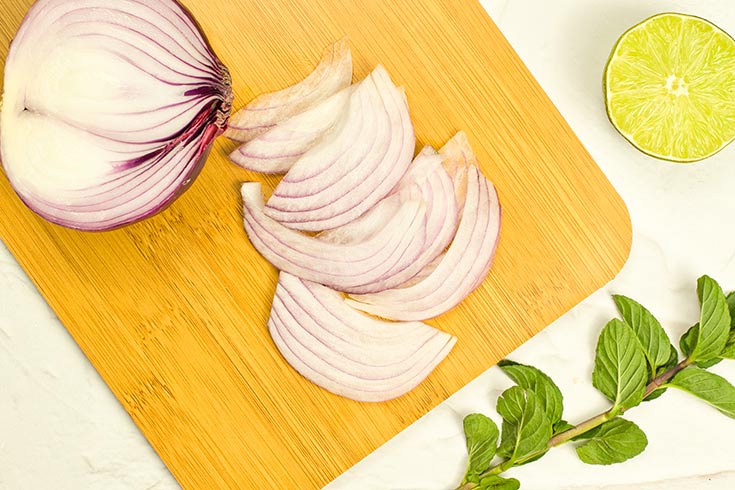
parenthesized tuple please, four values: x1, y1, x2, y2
(439, 131, 474, 213)
(263, 65, 415, 231)
(346, 165, 502, 321)
(315, 196, 402, 245)
(315, 146, 441, 243)
(241, 182, 428, 292)
(224, 39, 352, 143)
(268, 273, 456, 402)
(390, 132, 477, 289)
(1, 0, 232, 231)
(229, 87, 351, 173)
(318, 146, 459, 293)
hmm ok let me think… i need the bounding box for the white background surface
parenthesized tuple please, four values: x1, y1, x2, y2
(3, 0, 735, 488)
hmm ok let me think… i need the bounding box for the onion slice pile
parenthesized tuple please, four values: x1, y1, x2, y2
(346, 165, 501, 321)
(269, 273, 456, 402)
(263, 65, 415, 231)
(1, 0, 232, 231)
(224, 39, 352, 142)
(241, 182, 428, 292)
(232, 40, 503, 401)
(229, 87, 351, 173)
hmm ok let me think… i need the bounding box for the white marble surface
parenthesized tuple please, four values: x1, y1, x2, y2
(3, 0, 735, 488)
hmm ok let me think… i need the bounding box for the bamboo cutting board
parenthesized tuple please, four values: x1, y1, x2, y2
(0, 0, 631, 488)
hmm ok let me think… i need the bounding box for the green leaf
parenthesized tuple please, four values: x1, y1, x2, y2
(679, 323, 698, 358)
(479, 475, 521, 490)
(690, 275, 730, 362)
(696, 358, 722, 369)
(682, 324, 723, 367)
(645, 344, 679, 401)
(656, 344, 680, 376)
(613, 295, 672, 371)
(498, 360, 563, 424)
(720, 331, 735, 359)
(643, 387, 666, 401)
(726, 291, 735, 328)
(575, 418, 648, 465)
(463, 414, 499, 478)
(553, 420, 574, 435)
(669, 366, 735, 419)
(592, 319, 648, 412)
(496, 386, 551, 462)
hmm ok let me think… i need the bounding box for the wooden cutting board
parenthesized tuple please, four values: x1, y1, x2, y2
(0, 0, 631, 488)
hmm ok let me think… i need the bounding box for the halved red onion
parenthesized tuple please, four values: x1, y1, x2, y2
(346, 165, 501, 321)
(224, 39, 352, 143)
(1, 0, 232, 231)
(263, 65, 415, 231)
(229, 86, 351, 173)
(318, 146, 459, 293)
(269, 273, 456, 402)
(241, 182, 428, 292)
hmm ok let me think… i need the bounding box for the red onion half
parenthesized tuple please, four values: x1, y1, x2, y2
(224, 39, 352, 143)
(269, 273, 456, 402)
(1, 0, 232, 231)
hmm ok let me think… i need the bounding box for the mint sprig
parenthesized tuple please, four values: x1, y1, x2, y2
(456, 275, 735, 490)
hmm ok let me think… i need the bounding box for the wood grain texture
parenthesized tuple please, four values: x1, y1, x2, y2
(0, 0, 631, 488)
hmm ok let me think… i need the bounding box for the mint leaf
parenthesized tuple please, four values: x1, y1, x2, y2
(575, 418, 648, 465)
(726, 291, 735, 328)
(643, 387, 666, 401)
(721, 331, 735, 359)
(479, 475, 521, 490)
(463, 414, 499, 478)
(678, 324, 720, 367)
(656, 344, 680, 376)
(690, 275, 730, 362)
(553, 420, 574, 435)
(613, 295, 672, 372)
(592, 319, 648, 412)
(496, 386, 551, 462)
(644, 344, 679, 401)
(679, 323, 698, 358)
(498, 360, 563, 424)
(696, 358, 722, 369)
(669, 366, 735, 419)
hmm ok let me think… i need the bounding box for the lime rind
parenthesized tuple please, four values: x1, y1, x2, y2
(604, 12, 735, 163)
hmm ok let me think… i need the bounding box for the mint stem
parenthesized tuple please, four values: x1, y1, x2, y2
(458, 358, 692, 488)
(456, 483, 476, 490)
(642, 359, 689, 398)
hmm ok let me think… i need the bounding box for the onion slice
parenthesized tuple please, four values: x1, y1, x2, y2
(439, 131, 474, 212)
(268, 273, 456, 402)
(1, 0, 232, 231)
(224, 38, 352, 142)
(346, 165, 501, 321)
(229, 87, 351, 173)
(241, 182, 428, 292)
(264, 65, 415, 231)
(318, 146, 459, 293)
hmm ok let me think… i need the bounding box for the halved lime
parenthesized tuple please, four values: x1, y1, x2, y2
(604, 13, 735, 162)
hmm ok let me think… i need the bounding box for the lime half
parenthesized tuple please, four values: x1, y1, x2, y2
(604, 13, 735, 162)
